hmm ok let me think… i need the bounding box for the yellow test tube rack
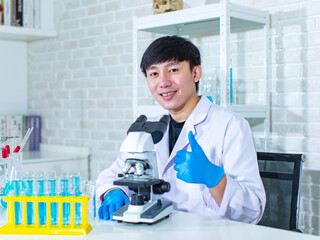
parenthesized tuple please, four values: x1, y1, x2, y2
(0, 195, 92, 235)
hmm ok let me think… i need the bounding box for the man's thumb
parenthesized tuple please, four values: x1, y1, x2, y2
(188, 131, 199, 151)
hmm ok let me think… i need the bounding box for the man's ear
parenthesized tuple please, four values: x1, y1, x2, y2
(193, 65, 202, 83)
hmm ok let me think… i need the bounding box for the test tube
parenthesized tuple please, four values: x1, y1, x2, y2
(37, 176, 47, 226)
(61, 176, 70, 226)
(84, 180, 97, 224)
(48, 172, 57, 226)
(26, 176, 35, 225)
(72, 172, 81, 225)
(13, 180, 22, 225)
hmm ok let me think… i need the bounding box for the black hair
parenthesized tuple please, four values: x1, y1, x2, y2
(140, 35, 201, 92)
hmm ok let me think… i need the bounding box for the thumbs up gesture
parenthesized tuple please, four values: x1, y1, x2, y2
(174, 131, 225, 188)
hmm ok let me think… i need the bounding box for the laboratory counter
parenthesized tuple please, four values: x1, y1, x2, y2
(0, 210, 319, 240)
(22, 143, 90, 179)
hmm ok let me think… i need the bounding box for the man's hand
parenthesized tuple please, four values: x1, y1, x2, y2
(98, 189, 129, 220)
(174, 131, 224, 188)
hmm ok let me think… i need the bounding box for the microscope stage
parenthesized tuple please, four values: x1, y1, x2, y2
(114, 178, 162, 188)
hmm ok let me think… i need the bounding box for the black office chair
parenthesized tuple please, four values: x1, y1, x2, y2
(257, 152, 304, 231)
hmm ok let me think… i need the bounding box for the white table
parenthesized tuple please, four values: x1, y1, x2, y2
(0, 210, 319, 240)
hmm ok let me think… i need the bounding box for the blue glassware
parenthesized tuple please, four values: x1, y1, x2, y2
(48, 179, 58, 226)
(72, 176, 81, 225)
(13, 180, 22, 225)
(26, 179, 34, 225)
(61, 178, 70, 226)
(37, 179, 46, 226)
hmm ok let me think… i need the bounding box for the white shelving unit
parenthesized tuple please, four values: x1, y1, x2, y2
(0, 25, 56, 41)
(132, 0, 270, 150)
(0, 0, 56, 42)
(0, 0, 56, 115)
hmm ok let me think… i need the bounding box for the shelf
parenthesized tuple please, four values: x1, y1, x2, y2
(132, 0, 270, 150)
(0, 26, 56, 41)
(136, 3, 268, 35)
(230, 105, 267, 118)
(136, 104, 267, 119)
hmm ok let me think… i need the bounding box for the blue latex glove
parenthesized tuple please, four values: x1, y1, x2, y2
(98, 189, 129, 221)
(174, 131, 224, 188)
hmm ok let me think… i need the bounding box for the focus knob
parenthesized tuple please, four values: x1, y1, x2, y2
(153, 181, 171, 194)
(131, 194, 144, 205)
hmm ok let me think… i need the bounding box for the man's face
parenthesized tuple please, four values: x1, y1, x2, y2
(146, 60, 201, 119)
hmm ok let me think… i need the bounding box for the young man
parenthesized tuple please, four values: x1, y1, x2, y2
(96, 35, 266, 223)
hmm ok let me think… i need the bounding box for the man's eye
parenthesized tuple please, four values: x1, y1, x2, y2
(170, 68, 179, 73)
(149, 72, 158, 77)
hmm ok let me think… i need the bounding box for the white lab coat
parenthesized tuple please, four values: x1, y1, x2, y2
(96, 96, 266, 224)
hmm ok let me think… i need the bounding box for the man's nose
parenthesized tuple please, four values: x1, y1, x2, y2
(159, 72, 172, 88)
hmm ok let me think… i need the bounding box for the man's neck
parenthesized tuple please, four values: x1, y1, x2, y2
(169, 95, 200, 122)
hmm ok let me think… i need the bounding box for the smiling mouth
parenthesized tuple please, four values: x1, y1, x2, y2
(160, 91, 176, 97)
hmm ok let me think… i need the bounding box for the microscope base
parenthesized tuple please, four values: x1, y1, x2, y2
(113, 199, 173, 224)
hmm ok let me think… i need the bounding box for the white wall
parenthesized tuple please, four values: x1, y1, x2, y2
(26, 0, 320, 235)
(0, 40, 27, 115)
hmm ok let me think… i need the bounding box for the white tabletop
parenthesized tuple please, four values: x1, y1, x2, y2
(0, 210, 319, 240)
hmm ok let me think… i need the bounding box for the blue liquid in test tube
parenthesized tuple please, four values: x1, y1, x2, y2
(72, 176, 81, 225)
(37, 179, 47, 226)
(1, 181, 12, 208)
(61, 178, 70, 226)
(13, 180, 22, 225)
(26, 180, 34, 225)
(48, 179, 58, 226)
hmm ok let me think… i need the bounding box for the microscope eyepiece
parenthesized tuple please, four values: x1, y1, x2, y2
(136, 115, 147, 123)
(159, 115, 169, 125)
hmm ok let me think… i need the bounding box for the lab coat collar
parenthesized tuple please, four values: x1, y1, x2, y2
(186, 96, 212, 134)
(158, 96, 212, 176)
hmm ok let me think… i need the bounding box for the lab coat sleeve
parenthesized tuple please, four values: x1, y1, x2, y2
(95, 152, 132, 200)
(203, 117, 266, 224)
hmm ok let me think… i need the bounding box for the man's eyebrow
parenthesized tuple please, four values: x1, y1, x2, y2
(147, 65, 158, 71)
(164, 61, 180, 67)
(147, 61, 180, 71)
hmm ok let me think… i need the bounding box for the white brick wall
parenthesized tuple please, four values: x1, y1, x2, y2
(27, 0, 320, 235)
(28, 0, 153, 179)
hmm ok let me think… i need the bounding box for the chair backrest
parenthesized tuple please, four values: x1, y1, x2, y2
(257, 152, 304, 230)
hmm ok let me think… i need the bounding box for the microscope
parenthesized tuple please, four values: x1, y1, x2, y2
(113, 115, 173, 224)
